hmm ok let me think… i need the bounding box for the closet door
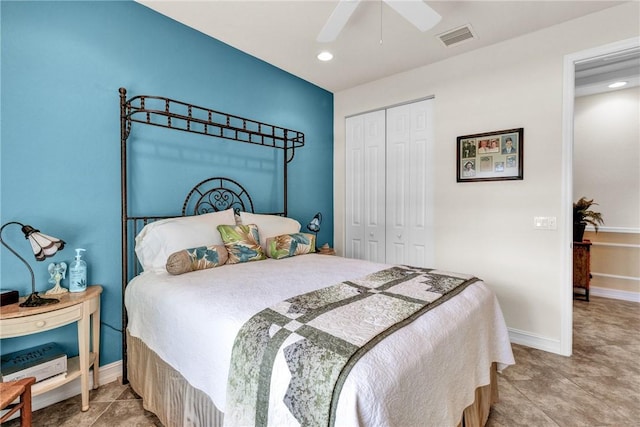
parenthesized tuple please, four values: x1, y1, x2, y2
(386, 100, 434, 267)
(345, 110, 386, 262)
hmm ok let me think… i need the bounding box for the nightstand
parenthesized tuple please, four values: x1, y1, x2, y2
(0, 285, 102, 411)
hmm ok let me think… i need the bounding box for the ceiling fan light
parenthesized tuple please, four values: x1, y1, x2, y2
(608, 81, 628, 88)
(317, 51, 334, 61)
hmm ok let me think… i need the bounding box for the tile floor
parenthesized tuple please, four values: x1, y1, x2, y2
(3, 296, 638, 426)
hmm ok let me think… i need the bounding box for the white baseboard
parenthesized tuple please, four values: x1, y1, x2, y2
(590, 286, 640, 303)
(507, 327, 567, 356)
(2, 360, 123, 420)
(507, 289, 639, 358)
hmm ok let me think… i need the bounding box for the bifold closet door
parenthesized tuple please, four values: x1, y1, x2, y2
(345, 110, 386, 263)
(386, 99, 434, 267)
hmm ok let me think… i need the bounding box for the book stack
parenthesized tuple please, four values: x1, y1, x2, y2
(1, 342, 67, 383)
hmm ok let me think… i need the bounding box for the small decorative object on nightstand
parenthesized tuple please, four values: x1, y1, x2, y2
(318, 243, 336, 255)
(0, 285, 102, 412)
(45, 262, 68, 295)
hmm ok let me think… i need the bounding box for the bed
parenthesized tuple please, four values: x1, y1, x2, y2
(119, 88, 514, 427)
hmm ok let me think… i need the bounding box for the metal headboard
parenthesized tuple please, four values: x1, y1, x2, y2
(119, 87, 304, 383)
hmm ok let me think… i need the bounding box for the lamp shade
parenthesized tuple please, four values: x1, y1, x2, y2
(21, 225, 65, 261)
(307, 212, 322, 233)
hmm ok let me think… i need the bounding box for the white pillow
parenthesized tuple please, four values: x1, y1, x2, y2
(238, 212, 301, 251)
(135, 208, 237, 272)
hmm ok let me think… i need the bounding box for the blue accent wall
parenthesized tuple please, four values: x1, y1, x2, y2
(1, 1, 333, 366)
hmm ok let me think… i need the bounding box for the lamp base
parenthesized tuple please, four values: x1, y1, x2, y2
(19, 292, 59, 307)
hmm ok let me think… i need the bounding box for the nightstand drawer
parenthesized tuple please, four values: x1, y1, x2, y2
(0, 304, 82, 338)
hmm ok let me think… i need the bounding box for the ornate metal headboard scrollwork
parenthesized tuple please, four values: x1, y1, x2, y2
(182, 177, 254, 216)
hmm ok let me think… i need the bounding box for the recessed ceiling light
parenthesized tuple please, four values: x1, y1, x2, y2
(317, 51, 333, 62)
(608, 81, 628, 89)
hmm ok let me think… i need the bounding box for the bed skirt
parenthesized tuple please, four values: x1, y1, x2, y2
(127, 332, 498, 427)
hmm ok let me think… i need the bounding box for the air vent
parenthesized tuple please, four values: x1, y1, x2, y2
(437, 24, 476, 47)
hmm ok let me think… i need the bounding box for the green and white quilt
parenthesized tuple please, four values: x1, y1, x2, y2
(224, 265, 479, 427)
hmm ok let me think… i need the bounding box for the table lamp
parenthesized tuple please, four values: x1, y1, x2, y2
(0, 221, 65, 307)
(306, 212, 322, 250)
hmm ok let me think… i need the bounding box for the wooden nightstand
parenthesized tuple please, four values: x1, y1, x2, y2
(573, 241, 592, 301)
(0, 285, 102, 411)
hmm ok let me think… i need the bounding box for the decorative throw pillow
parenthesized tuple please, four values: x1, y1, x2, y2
(265, 233, 316, 259)
(217, 224, 266, 264)
(165, 244, 229, 275)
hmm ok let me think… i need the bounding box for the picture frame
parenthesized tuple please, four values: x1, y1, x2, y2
(457, 128, 523, 182)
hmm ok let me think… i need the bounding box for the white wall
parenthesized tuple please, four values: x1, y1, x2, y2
(334, 2, 640, 354)
(574, 87, 640, 230)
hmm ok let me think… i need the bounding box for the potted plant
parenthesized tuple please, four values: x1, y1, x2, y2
(573, 197, 604, 242)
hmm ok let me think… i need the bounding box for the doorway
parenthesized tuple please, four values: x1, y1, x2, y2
(561, 37, 640, 356)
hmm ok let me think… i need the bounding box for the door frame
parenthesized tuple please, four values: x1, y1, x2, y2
(561, 37, 640, 356)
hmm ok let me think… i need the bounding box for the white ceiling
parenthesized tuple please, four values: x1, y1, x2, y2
(137, 0, 629, 93)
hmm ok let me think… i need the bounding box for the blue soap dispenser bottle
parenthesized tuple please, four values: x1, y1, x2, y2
(69, 248, 87, 292)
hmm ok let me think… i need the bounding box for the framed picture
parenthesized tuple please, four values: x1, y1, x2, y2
(457, 128, 523, 182)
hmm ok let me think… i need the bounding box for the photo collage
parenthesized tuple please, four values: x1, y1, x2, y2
(457, 128, 523, 182)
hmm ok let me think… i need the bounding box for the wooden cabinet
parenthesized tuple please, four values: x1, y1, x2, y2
(0, 286, 102, 411)
(573, 241, 592, 301)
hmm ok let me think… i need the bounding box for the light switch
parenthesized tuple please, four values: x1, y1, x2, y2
(534, 217, 548, 229)
(533, 216, 557, 230)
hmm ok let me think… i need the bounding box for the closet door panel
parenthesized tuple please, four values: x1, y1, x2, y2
(386, 104, 411, 265)
(364, 112, 386, 263)
(346, 110, 386, 262)
(386, 112, 409, 265)
(365, 144, 385, 263)
(386, 100, 434, 267)
(409, 100, 435, 267)
(347, 145, 364, 258)
(346, 116, 363, 259)
(407, 134, 428, 267)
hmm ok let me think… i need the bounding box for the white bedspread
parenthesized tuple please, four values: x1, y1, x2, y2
(125, 255, 514, 426)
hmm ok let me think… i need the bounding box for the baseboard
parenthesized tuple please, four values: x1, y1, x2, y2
(590, 286, 640, 303)
(508, 289, 639, 357)
(2, 360, 123, 418)
(508, 327, 567, 356)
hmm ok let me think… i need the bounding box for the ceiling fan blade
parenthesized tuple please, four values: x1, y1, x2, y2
(317, 0, 361, 43)
(384, 0, 441, 32)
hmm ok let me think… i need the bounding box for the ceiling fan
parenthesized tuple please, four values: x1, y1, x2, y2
(317, 0, 442, 43)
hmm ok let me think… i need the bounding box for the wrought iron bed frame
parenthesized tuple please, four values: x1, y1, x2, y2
(119, 87, 305, 382)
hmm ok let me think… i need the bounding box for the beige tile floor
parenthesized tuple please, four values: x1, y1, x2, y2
(4, 296, 638, 426)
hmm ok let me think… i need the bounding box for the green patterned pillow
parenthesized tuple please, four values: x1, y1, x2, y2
(265, 233, 316, 259)
(217, 224, 266, 264)
(165, 244, 228, 275)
